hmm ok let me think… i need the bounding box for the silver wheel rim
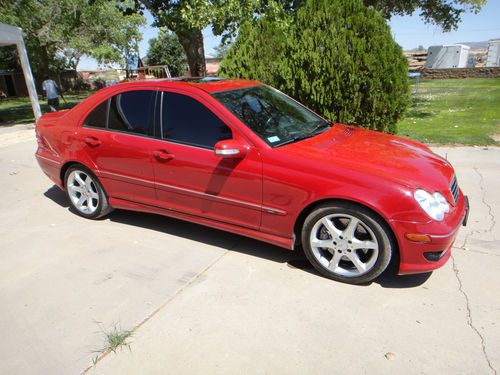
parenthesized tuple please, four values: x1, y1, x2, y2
(67, 170, 99, 215)
(310, 214, 379, 277)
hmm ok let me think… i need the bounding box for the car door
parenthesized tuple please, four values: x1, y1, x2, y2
(150, 90, 263, 230)
(76, 88, 158, 206)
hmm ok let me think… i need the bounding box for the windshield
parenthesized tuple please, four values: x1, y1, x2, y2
(212, 86, 331, 147)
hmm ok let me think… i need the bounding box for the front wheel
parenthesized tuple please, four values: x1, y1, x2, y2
(64, 165, 113, 219)
(302, 203, 393, 284)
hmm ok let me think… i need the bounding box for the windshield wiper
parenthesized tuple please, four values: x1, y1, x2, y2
(274, 122, 331, 147)
(308, 122, 331, 135)
(274, 134, 315, 147)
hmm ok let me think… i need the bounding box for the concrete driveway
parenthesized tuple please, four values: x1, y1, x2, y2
(0, 127, 498, 374)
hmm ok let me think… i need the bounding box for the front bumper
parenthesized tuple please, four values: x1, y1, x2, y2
(391, 192, 469, 275)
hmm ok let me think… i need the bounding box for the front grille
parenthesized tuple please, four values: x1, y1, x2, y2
(450, 175, 459, 204)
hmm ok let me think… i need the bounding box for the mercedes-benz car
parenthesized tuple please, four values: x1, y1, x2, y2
(35, 78, 469, 284)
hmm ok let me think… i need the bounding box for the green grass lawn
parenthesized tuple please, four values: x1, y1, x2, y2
(398, 78, 500, 145)
(0, 91, 93, 125)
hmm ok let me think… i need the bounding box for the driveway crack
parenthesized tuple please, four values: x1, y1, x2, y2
(452, 255, 497, 374)
(474, 167, 496, 234)
(457, 168, 495, 251)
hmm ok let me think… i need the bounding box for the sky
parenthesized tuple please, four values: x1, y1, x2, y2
(78, 1, 500, 70)
(389, 0, 500, 49)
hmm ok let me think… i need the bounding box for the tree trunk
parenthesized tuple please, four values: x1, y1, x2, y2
(40, 45, 50, 77)
(176, 28, 206, 77)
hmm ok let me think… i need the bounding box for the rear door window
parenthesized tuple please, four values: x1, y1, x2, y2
(108, 90, 155, 136)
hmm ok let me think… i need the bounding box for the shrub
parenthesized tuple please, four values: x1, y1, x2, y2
(93, 78, 106, 90)
(219, 0, 409, 134)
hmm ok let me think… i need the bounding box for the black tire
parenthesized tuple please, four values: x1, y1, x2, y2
(64, 165, 113, 219)
(301, 202, 393, 284)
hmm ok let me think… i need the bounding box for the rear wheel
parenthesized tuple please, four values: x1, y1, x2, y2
(302, 203, 393, 284)
(64, 166, 112, 219)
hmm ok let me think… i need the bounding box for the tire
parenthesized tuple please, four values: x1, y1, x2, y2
(64, 165, 113, 219)
(301, 202, 393, 284)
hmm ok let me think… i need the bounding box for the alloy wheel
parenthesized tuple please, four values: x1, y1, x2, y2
(67, 170, 100, 215)
(309, 213, 379, 277)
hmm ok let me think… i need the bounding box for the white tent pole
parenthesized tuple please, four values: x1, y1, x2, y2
(16, 39, 41, 121)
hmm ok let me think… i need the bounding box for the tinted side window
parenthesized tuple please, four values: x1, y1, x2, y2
(108, 90, 155, 135)
(162, 92, 232, 148)
(84, 100, 108, 128)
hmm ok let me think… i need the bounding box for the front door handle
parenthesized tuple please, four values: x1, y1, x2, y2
(153, 150, 174, 161)
(84, 136, 101, 147)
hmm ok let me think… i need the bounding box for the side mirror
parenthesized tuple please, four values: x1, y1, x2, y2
(214, 139, 247, 158)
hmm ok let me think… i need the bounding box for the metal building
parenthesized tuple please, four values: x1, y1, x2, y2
(425, 45, 470, 69)
(486, 39, 500, 67)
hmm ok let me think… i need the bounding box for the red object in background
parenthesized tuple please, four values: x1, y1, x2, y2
(35, 78, 468, 284)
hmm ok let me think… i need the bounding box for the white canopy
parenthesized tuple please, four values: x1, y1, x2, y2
(0, 22, 41, 120)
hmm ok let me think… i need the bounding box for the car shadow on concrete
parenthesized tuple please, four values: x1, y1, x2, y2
(44, 184, 432, 289)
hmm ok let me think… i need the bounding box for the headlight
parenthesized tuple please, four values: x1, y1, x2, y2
(414, 189, 450, 221)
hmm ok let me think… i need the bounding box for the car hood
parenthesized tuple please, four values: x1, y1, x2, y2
(279, 124, 455, 192)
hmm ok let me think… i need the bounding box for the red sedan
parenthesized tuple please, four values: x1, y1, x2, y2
(35, 78, 469, 284)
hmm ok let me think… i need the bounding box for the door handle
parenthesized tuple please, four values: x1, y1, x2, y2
(153, 150, 174, 161)
(84, 136, 101, 147)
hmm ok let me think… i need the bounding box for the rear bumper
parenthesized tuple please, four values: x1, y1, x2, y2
(35, 150, 64, 188)
(391, 192, 469, 275)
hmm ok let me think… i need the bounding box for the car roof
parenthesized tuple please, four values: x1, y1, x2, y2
(116, 77, 263, 94)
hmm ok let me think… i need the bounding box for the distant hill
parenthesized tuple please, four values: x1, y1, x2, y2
(459, 41, 490, 50)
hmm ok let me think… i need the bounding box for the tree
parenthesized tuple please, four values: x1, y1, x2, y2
(131, 0, 484, 77)
(363, 0, 486, 31)
(212, 42, 232, 59)
(146, 29, 186, 76)
(219, 18, 289, 87)
(0, 0, 145, 77)
(220, 0, 410, 134)
(135, 0, 303, 77)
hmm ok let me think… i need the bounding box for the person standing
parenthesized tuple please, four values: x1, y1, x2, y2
(42, 76, 60, 112)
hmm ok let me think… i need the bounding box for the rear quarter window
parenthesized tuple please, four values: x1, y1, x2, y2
(83, 100, 108, 128)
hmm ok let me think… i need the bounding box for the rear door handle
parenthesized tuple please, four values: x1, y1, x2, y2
(84, 136, 101, 147)
(153, 150, 174, 161)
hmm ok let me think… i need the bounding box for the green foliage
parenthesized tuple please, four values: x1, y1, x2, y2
(363, 0, 486, 31)
(220, 0, 410, 134)
(219, 19, 288, 86)
(146, 29, 186, 76)
(0, 45, 20, 71)
(0, 0, 145, 76)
